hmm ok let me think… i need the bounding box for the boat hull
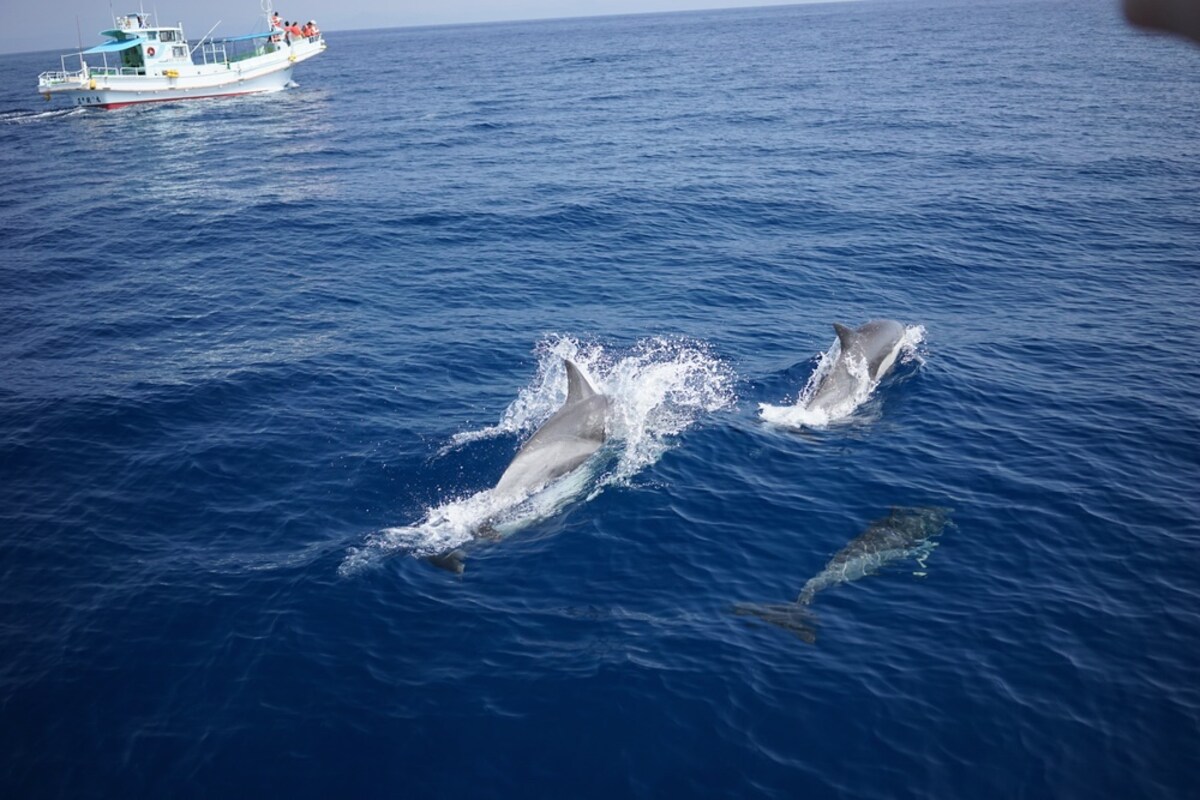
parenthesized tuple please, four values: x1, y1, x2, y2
(40, 38, 323, 110)
(65, 65, 293, 109)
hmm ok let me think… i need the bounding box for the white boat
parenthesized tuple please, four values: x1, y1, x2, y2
(37, 5, 325, 109)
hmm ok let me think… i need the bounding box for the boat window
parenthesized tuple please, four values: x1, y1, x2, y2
(160, 30, 177, 43)
(173, 46, 186, 58)
(146, 32, 158, 40)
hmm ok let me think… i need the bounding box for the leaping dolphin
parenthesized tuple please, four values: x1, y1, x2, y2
(734, 506, 952, 643)
(493, 360, 609, 499)
(427, 360, 609, 574)
(806, 319, 906, 415)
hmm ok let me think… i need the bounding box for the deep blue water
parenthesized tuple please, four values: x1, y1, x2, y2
(3, 0, 1199, 796)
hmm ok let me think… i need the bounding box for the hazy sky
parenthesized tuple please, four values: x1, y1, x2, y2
(2, 0, 840, 54)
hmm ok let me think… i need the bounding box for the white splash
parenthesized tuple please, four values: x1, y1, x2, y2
(340, 336, 735, 575)
(0, 108, 86, 125)
(759, 325, 925, 429)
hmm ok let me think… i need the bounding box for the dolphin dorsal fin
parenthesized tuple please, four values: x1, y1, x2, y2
(564, 360, 598, 404)
(832, 323, 855, 352)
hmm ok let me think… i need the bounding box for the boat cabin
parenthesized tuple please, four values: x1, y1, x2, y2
(77, 13, 193, 76)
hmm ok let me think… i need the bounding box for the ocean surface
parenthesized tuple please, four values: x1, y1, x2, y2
(2, 0, 1199, 796)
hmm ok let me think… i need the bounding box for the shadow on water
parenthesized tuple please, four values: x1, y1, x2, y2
(734, 506, 954, 643)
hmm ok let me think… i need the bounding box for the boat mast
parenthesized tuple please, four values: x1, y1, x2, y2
(75, 15, 85, 71)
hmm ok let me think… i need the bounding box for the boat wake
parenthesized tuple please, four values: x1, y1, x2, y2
(759, 325, 925, 429)
(339, 336, 736, 576)
(0, 107, 86, 125)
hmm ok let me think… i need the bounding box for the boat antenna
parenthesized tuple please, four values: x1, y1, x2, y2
(76, 14, 85, 71)
(190, 20, 221, 56)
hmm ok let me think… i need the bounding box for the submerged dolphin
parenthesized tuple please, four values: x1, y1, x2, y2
(806, 319, 906, 415)
(734, 506, 952, 643)
(428, 360, 609, 574)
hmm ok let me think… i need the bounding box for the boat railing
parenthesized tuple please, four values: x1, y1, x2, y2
(39, 65, 148, 85)
(39, 66, 146, 81)
(198, 42, 229, 66)
(37, 68, 84, 85)
(88, 67, 143, 78)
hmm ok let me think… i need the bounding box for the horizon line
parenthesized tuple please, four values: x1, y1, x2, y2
(2, 0, 863, 57)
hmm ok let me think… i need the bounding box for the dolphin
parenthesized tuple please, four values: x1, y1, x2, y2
(734, 506, 952, 642)
(493, 360, 609, 499)
(428, 360, 609, 574)
(805, 319, 906, 415)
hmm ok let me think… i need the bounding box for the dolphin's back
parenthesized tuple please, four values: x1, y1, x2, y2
(854, 319, 906, 380)
(493, 361, 608, 498)
(737, 508, 950, 642)
(804, 506, 950, 600)
(808, 319, 905, 412)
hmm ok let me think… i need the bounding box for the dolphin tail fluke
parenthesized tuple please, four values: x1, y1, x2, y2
(733, 602, 818, 644)
(427, 549, 467, 575)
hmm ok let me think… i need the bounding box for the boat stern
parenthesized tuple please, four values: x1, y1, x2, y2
(38, 67, 90, 99)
